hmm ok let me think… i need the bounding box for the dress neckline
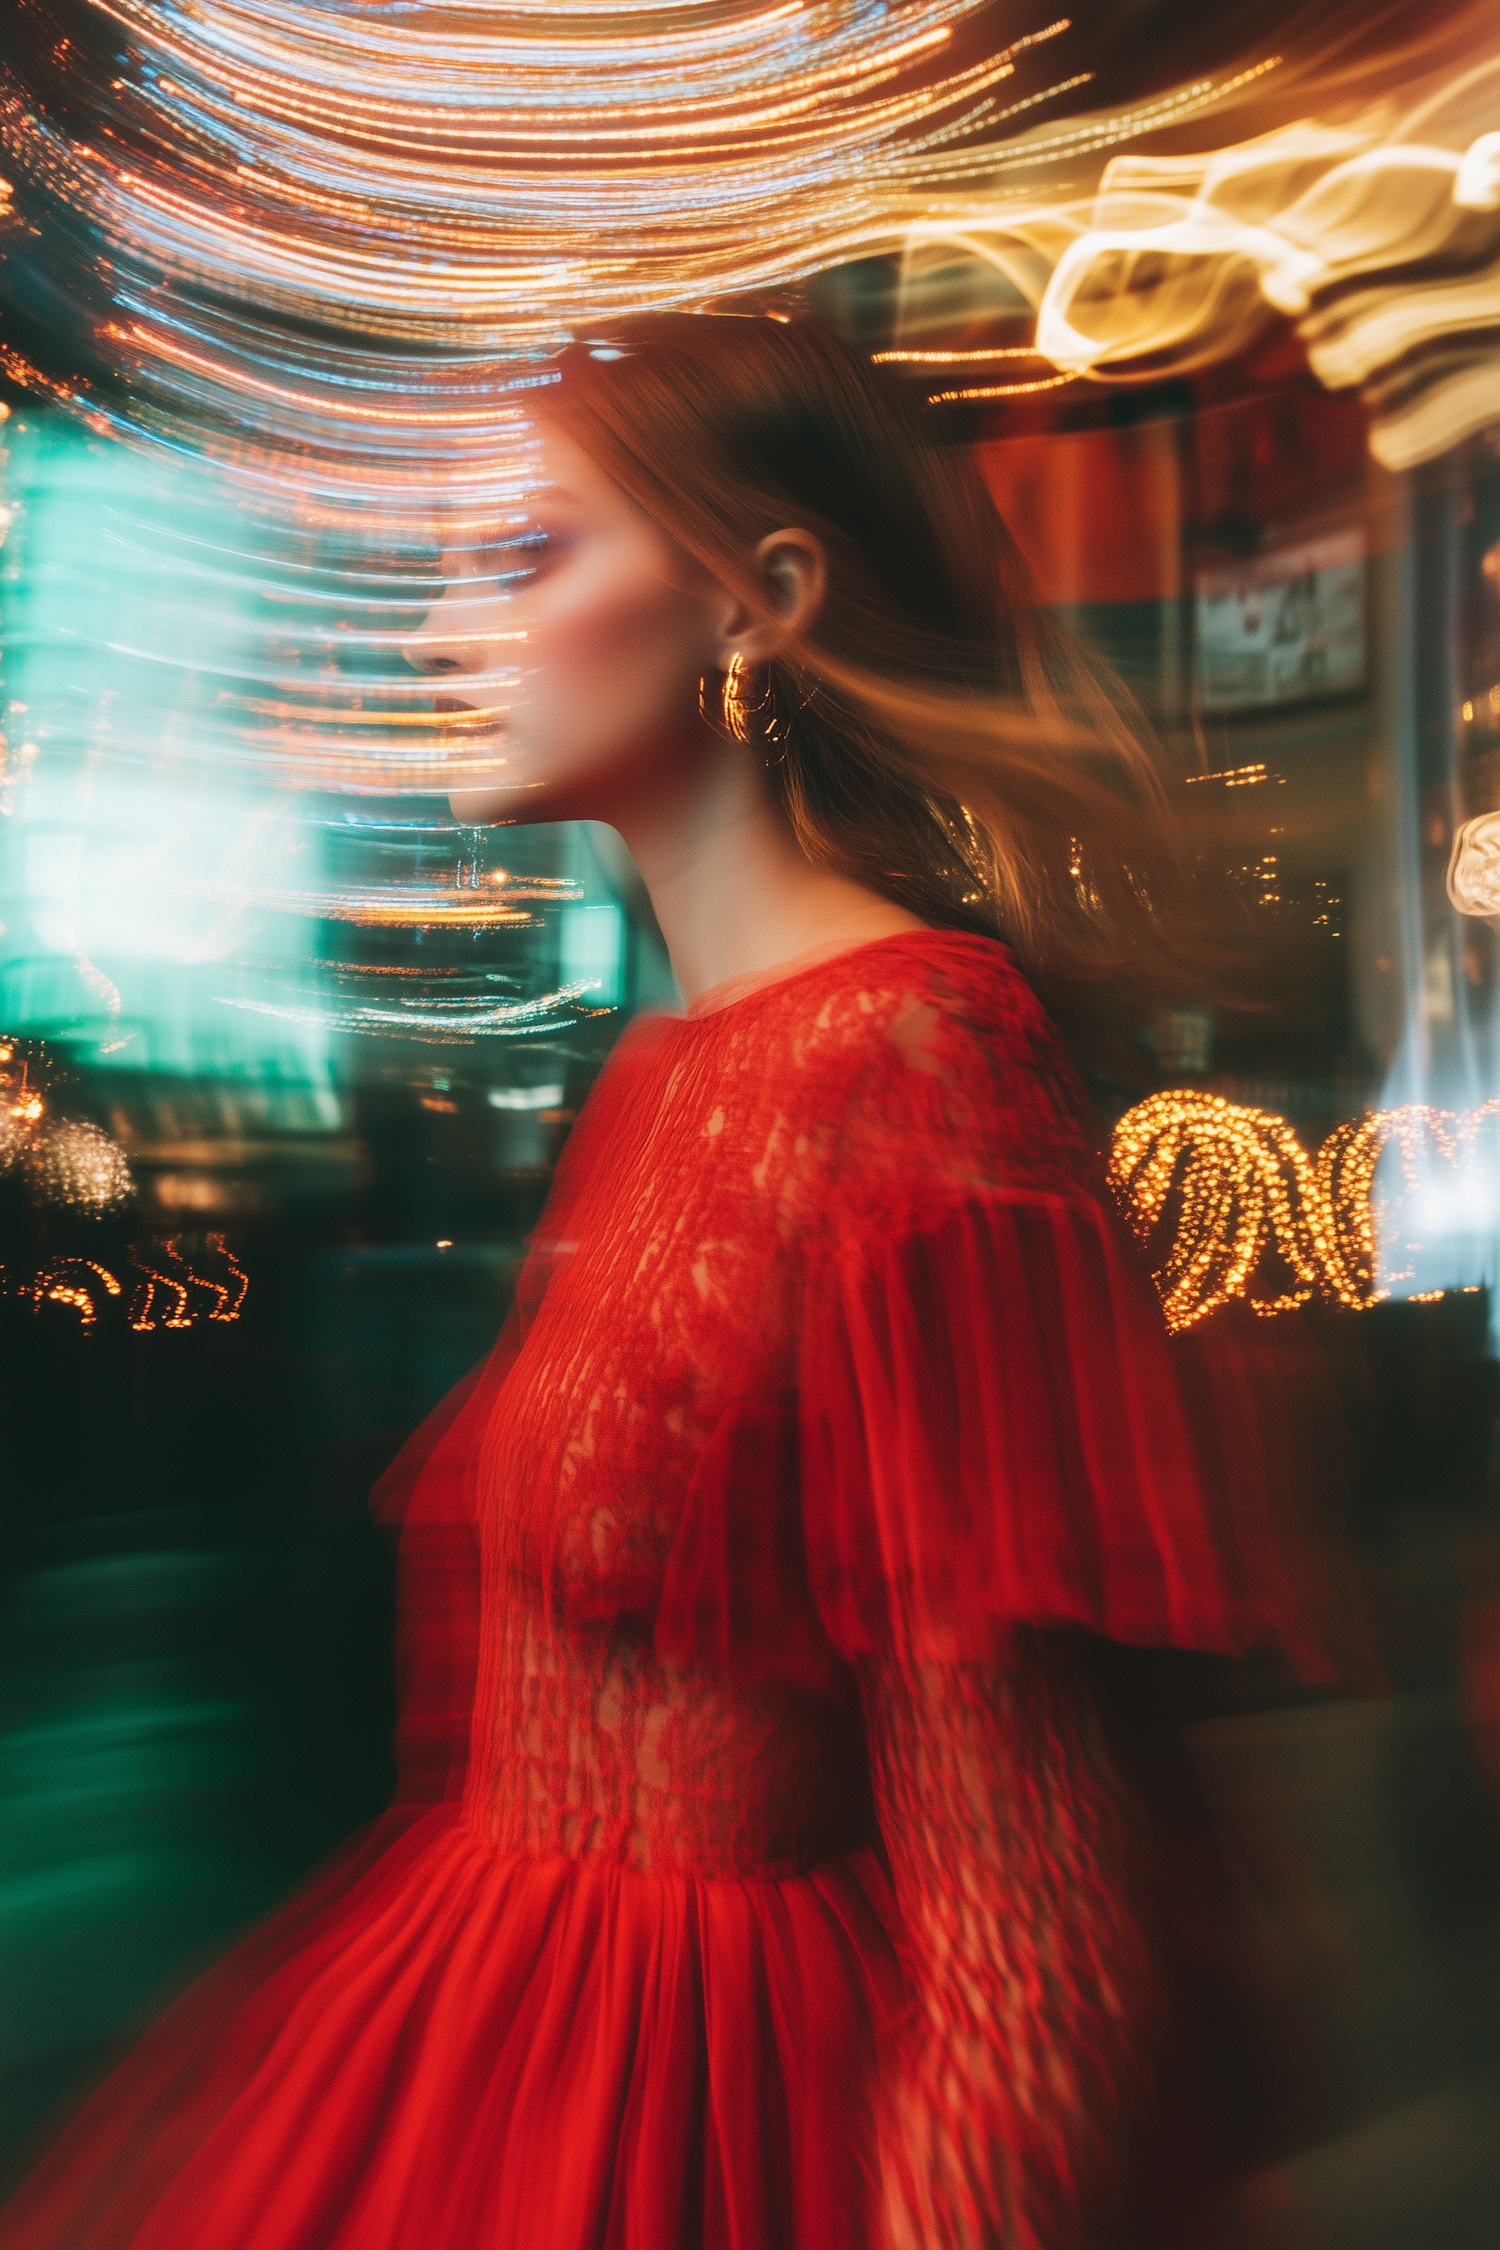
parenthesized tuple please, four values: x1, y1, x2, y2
(682, 927, 987, 1023)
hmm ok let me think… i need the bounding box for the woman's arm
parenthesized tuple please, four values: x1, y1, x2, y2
(859, 1640, 1171, 2250)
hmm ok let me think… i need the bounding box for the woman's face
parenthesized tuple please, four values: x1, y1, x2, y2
(413, 425, 728, 825)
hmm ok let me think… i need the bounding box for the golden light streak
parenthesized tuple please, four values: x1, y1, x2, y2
(128, 1240, 201, 1331)
(872, 347, 1047, 363)
(893, 15, 1500, 470)
(207, 881, 556, 926)
(115, 327, 532, 427)
(1185, 763, 1280, 788)
(928, 372, 1076, 400)
(191, 27, 959, 144)
(1111, 1090, 1328, 1330)
(194, 1232, 250, 1322)
(17, 1259, 123, 1330)
(226, 699, 514, 726)
(5, 6, 1088, 406)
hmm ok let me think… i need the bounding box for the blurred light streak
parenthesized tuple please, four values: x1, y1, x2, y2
(928, 370, 1074, 401)
(1112, 1090, 1354, 1331)
(213, 976, 605, 1040)
(193, 1232, 249, 1322)
(0, 410, 583, 1058)
(871, 347, 1047, 363)
(893, 12, 1500, 470)
(184, 876, 571, 927)
(1449, 812, 1500, 917)
(1372, 480, 1500, 1328)
(0, 0, 1301, 582)
(4, 2, 1095, 465)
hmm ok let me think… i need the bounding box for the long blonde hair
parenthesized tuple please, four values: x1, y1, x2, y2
(548, 312, 1200, 1019)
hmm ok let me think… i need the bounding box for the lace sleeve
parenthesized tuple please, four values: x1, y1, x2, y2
(858, 1638, 1173, 2250)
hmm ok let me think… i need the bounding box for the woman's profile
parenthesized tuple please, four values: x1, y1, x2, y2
(1, 313, 1328, 2250)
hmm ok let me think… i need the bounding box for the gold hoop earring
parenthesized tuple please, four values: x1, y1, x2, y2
(722, 652, 753, 744)
(701, 656, 779, 749)
(697, 665, 740, 737)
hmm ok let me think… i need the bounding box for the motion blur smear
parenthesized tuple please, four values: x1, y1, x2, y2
(2, 4, 1499, 2244)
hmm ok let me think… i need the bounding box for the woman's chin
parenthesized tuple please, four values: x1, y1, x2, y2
(448, 774, 572, 826)
(450, 759, 627, 829)
(448, 782, 523, 823)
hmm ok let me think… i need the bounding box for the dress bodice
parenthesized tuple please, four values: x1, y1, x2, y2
(462, 932, 1099, 1877)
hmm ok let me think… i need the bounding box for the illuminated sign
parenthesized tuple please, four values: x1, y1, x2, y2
(1195, 529, 1365, 713)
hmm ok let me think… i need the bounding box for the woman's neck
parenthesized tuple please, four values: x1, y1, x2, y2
(609, 743, 924, 1005)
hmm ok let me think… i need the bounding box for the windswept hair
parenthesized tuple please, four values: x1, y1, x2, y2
(548, 312, 1202, 1022)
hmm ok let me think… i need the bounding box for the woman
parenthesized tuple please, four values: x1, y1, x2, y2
(2, 314, 1322, 2250)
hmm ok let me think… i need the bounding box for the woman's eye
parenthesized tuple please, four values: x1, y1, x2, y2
(507, 528, 569, 585)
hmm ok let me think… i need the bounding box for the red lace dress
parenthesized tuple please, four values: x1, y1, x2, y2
(0, 933, 1329, 2250)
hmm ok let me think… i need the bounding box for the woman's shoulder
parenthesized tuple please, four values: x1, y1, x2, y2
(821, 928, 1063, 1055)
(821, 926, 1082, 1083)
(708, 928, 1056, 1056)
(553, 932, 1098, 1223)
(772, 931, 1098, 1205)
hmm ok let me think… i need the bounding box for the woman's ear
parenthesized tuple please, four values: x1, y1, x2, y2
(714, 528, 826, 668)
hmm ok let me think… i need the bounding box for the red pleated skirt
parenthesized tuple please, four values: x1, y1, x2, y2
(0, 1811, 903, 2250)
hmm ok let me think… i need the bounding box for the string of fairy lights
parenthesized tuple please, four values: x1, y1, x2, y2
(8, 1241, 249, 1331)
(1108, 1090, 1500, 1332)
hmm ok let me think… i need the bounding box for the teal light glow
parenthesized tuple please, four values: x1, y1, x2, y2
(560, 903, 626, 1011)
(0, 411, 338, 1105)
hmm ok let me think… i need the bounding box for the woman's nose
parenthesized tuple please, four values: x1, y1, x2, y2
(402, 583, 471, 676)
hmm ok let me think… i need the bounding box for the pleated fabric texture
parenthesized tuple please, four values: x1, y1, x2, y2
(0, 1808, 898, 2250)
(798, 1188, 1348, 1682)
